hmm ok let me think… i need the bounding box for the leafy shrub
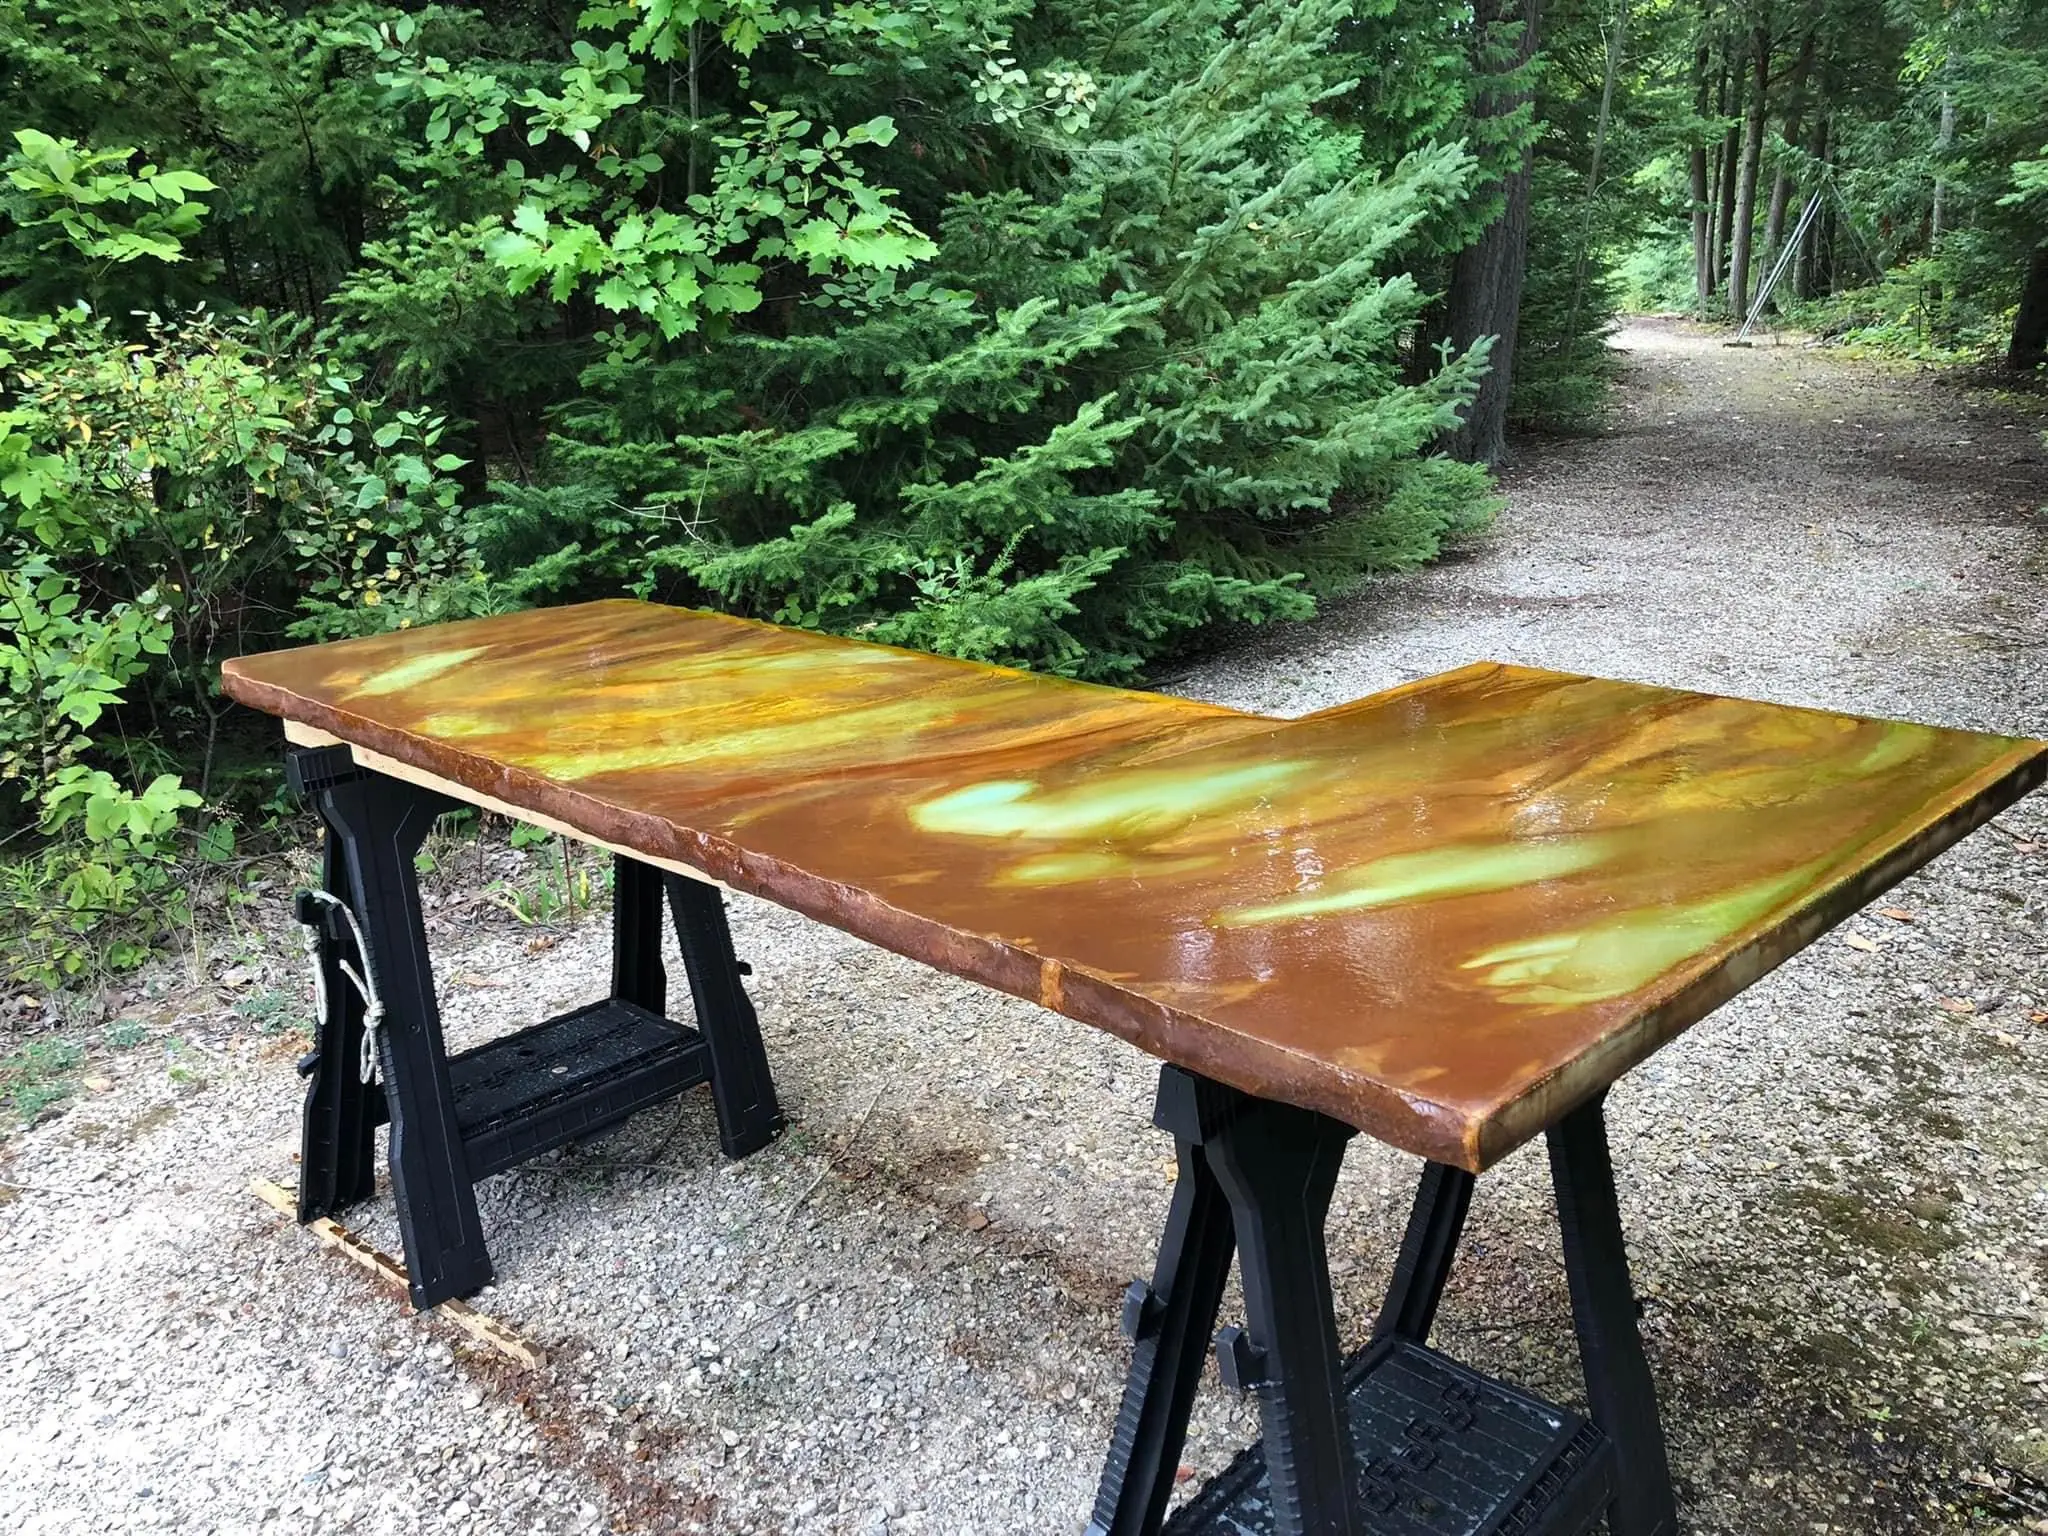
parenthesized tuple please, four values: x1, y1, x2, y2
(285, 406, 497, 640)
(0, 301, 332, 776)
(0, 140, 262, 982)
(1614, 229, 1699, 316)
(0, 558, 169, 794)
(0, 130, 216, 312)
(0, 560, 202, 981)
(1792, 256, 2014, 362)
(10, 769, 202, 982)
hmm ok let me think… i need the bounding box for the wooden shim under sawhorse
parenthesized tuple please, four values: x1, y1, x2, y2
(249, 1180, 547, 1370)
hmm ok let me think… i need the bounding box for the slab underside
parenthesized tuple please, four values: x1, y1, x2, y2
(224, 601, 2048, 1169)
(285, 721, 736, 895)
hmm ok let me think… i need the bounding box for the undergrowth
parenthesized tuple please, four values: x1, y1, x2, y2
(0, 1037, 83, 1127)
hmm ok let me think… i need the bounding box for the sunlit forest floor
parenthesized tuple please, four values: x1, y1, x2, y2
(3, 319, 2045, 1535)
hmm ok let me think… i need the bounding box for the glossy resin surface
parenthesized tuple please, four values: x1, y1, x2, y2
(223, 600, 2046, 1168)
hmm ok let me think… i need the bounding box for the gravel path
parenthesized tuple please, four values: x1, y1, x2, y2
(3, 318, 2045, 1536)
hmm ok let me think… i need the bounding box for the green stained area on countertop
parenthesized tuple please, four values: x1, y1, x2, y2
(1460, 863, 1824, 1006)
(1217, 837, 1620, 928)
(354, 645, 488, 697)
(910, 761, 1308, 841)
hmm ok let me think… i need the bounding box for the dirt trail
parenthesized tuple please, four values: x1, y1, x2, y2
(1194, 317, 2046, 737)
(2, 320, 2045, 1536)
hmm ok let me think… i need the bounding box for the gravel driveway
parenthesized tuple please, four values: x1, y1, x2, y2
(3, 318, 2045, 1535)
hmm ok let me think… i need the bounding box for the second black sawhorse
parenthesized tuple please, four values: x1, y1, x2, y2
(1090, 1067, 1678, 1536)
(283, 744, 785, 1310)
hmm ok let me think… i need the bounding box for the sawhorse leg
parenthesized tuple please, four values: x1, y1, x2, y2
(1090, 1067, 1363, 1536)
(613, 855, 785, 1157)
(1549, 1093, 1678, 1536)
(291, 745, 490, 1310)
(293, 828, 379, 1223)
(665, 871, 784, 1157)
(611, 853, 669, 1015)
(1086, 1072, 1239, 1536)
(1373, 1158, 1476, 1345)
(1206, 1093, 1362, 1536)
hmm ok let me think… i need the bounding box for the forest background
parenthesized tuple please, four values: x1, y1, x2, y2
(1, 0, 2046, 990)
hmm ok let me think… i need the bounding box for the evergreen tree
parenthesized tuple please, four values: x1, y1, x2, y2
(491, 0, 1495, 678)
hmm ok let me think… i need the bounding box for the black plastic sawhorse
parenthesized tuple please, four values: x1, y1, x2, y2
(284, 744, 784, 1309)
(1088, 1066, 1678, 1536)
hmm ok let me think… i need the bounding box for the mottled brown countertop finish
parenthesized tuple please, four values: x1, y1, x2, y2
(222, 601, 2047, 1169)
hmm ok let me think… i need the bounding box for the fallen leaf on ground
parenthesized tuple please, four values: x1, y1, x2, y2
(2030, 1010, 2048, 1025)
(1842, 934, 1879, 952)
(524, 935, 558, 955)
(1937, 997, 1976, 1015)
(1876, 906, 1916, 923)
(451, 971, 506, 989)
(1993, 1032, 2022, 1049)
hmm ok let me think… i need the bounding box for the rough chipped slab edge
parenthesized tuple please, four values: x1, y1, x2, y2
(249, 1179, 547, 1370)
(284, 720, 733, 894)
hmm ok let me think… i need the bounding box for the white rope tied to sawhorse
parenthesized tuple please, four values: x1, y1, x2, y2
(297, 889, 388, 1085)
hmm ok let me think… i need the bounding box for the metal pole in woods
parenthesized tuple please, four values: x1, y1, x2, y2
(1731, 191, 1824, 346)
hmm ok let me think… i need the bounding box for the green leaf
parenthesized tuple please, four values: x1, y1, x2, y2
(196, 819, 235, 863)
(148, 169, 216, 197)
(593, 275, 641, 311)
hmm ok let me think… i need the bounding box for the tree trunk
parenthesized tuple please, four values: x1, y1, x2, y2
(1713, 36, 1742, 295)
(2010, 245, 2048, 371)
(1567, 0, 1628, 337)
(1793, 112, 1829, 298)
(1815, 201, 1836, 295)
(1760, 31, 1815, 287)
(1444, 0, 1542, 467)
(1714, 134, 1738, 287)
(1727, 21, 1771, 321)
(1691, 38, 1713, 308)
(1927, 71, 1957, 336)
(1931, 81, 1955, 245)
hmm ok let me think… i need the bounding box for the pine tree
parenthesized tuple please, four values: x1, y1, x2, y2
(490, 0, 1496, 679)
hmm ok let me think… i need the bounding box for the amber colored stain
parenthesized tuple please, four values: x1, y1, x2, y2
(222, 600, 2047, 1170)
